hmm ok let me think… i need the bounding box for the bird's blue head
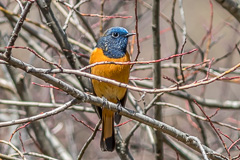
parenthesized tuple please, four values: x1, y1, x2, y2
(96, 27, 135, 58)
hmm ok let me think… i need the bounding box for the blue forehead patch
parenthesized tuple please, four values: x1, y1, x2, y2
(96, 27, 130, 58)
(104, 27, 128, 36)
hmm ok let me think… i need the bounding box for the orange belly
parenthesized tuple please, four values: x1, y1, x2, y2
(90, 48, 130, 103)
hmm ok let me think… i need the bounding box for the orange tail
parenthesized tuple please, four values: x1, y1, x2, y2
(101, 109, 115, 151)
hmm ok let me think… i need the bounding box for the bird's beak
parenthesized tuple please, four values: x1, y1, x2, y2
(125, 33, 136, 37)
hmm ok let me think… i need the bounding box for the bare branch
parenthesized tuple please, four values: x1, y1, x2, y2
(0, 140, 26, 160)
(156, 102, 240, 130)
(0, 99, 79, 127)
(4, 1, 34, 58)
(77, 120, 101, 160)
(0, 99, 94, 112)
(215, 0, 240, 22)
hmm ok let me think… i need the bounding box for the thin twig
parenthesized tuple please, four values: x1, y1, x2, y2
(52, 0, 96, 45)
(100, 0, 105, 36)
(71, 114, 95, 131)
(61, 0, 87, 31)
(0, 99, 79, 127)
(167, 90, 240, 109)
(188, 101, 208, 146)
(23, 152, 58, 160)
(0, 99, 94, 112)
(179, 38, 187, 83)
(15, 0, 24, 13)
(178, 0, 186, 43)
(204, 0, 213, 61)
(228, 137, 240, 153)
(218, 129, 240, 151)
(171, 0, 180, 81)
(133, 0, 141, 63)
(0, 153, 21, 160)
(77, 120, 101, 160)
(125, 122, 141, 144)
(193, 100, 231, 159)
(9, 122, 31, 141)
(19, 132, 25, 152)
(156, 102, 240, 131)
(4, 1, 34, 58)
(0, 140, 26, 160)
(187, 136, 209, 160)
(5, 46, 62, 69)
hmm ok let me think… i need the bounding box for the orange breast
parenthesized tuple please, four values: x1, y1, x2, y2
(90, 48, 130, 103)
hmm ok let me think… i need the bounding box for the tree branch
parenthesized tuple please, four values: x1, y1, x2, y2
(215, 0, 240, 22)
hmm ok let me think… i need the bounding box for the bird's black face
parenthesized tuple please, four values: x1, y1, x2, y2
(96, 27, 134, 58)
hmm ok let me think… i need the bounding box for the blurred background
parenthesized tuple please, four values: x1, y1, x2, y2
(0, 0, 240, 159)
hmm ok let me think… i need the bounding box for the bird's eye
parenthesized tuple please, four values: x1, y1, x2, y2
(112, 32, 119, 38)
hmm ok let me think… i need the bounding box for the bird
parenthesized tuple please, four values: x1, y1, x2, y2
(89, 27, 135, 151)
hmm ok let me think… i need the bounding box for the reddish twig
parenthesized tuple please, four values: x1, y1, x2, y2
(5, 46, 62, 69)
(205, 58, 214, 80)
(32, 82, 62, 91)
(9, 122, 31, 142)
(77, 120, 101, 160)
(139, 27, 171, 43)
(228, 138, 240, 152)
(193, 100, 231, 158)
(19, 132, 25, 152)
(26, 129, 43, 153)
(80, 49, 198, 71)
(71, 115, 96, 132)
(163, 75, 180, 89)
(227, 118, 240, 126)
(54, 48, 62, 66)
(91, 12, 129, 29)
(225, 22, 240, 35)
(208, 108, 220, 119)
(176, 151, 180, 160)
(218, 129, 240, 151)
(57, 0, 132, 19)
(72, 114, 132, 131)
(184, 60, 211, 70)
(204, 0, 214, 61)
(133, 0, 141, 63)
(129, 77, 153, 81)
(115, 119, 133, 127)
(4, 1, 34, 58)
(139, 34, 152, 43)
(179, 38, 187, 83)
(185, 102, 201, 131)
(63, 49, 89, 59)
(218, 129, 235, 142)
(39, 60, 240, 94)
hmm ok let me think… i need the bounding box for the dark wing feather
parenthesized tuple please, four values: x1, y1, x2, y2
(114, 90, 128, 124)
(90, 69, 102, 119)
